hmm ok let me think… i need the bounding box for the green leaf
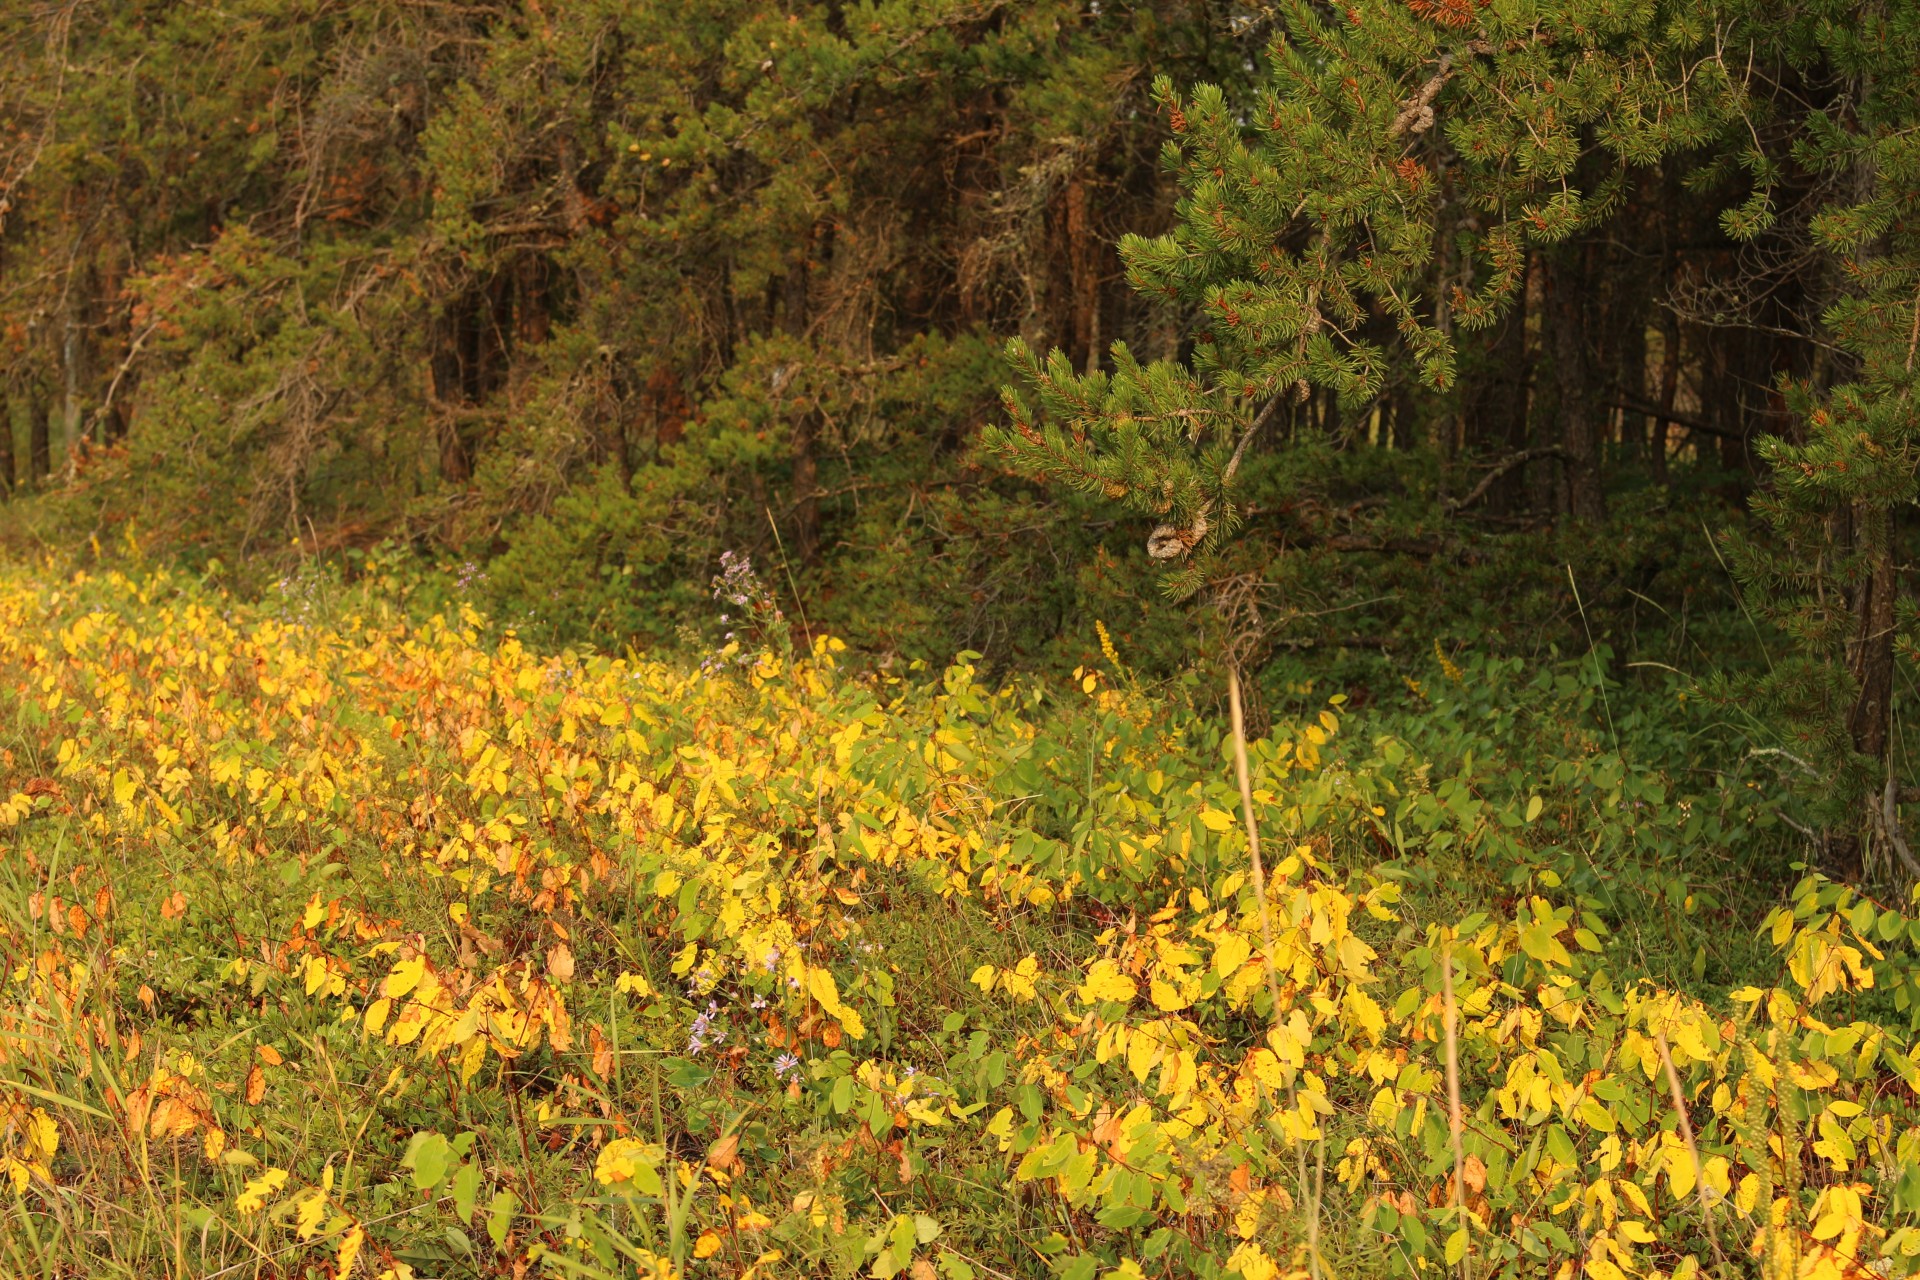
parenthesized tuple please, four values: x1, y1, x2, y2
(453, 1159, 481, 1224)
(486, 1189, 518, 1248)
(404, 1133, 452, 1190)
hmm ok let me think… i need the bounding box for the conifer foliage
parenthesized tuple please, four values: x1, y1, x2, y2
(991, 0, 1752, 587)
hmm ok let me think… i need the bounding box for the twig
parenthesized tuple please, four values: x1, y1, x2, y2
(1880, 773, 1920, 882)
(1223, 391, 1287, 488)
(1446, 447, 1568, 512)
(1653, 1028, 1727, 1267)
(1441, 942, 1470, 1279)
(764, 505, 814, 644)
(1566, 565, 1619, 753)
(1389, 53, 1455, 137)
(1744, 747, 1820, 778)
(1229, 669, 1320, 1280)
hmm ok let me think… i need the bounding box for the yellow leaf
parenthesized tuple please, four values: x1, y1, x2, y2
(384, 956, 425, 1001)
(694, 1230, 723, 1259)
(296, 1189, 328, 1238)
(1076, 959, 1137, 1005)
(363, 998, 391, 1036)
(1126, 1028, 1162, 1082)
(237, 1168, 288, 1214)
(1149, 976, 1191, 1012)
(1666, 1142, 1697, 1199)
(1212, 933, 1251, 979)
(1198, 808, 1234, 833)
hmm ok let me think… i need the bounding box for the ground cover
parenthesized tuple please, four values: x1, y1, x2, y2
(0, 564, 1916, 1280)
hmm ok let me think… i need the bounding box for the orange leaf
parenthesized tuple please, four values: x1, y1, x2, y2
(707, 1132, 742, 1175)
(590, 1025, 614, 1080)
(244, 1064, 265, 1105)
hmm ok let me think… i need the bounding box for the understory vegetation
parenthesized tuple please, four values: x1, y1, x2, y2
(2, 562, 1917, 1280)
(6, 0, 1920, 1277)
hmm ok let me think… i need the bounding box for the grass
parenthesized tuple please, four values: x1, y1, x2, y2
(0, 560, 1907, 1280)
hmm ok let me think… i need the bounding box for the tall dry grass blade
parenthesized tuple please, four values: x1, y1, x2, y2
(1655, 1028, 1727, 1268)
(1441, 942, 1469, 1279)
(1229, 668, 1321, 1280)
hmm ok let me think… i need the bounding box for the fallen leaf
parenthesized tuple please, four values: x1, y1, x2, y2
(707, 1131, 742, 1175)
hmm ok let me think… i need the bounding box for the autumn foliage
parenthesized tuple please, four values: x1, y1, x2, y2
(0, 564, 1914, 1278)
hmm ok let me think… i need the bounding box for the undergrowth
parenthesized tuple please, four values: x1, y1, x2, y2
(0, 561, 1914, 1280)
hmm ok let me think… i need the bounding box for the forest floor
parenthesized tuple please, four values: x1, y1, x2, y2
(0, 562, 1909, 1280)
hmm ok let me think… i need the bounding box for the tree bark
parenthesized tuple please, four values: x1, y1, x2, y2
(28, 392, 50, 485)
(430, 302, 473, 484)
(1651, 308, 1679, 486)
(1848, 503, 1898, 880)
(0, 386, 13, 496)
(780, 251, 820, 566)
(1546, 248, 1605, 522)
(1067, 172, 1101, 374)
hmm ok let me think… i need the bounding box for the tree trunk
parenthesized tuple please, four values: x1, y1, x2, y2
(0, 386, 13, 497)
(430, 303, 473, 484)
(28, 393, 50, 485)
(1547, 248, 1605, 522)
(1067, 172, 1101, 374)
(790, 409, 820, 566)
(780, 246, 820, 566)
(1651, 308, 1679, 487)
(61, 299, 86, 472)
(1457, 253, 1531, 514)
(1848, 504, 1898, 880)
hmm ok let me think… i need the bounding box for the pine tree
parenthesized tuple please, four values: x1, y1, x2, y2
(986, 0, 1752, 594)
(1719, 0, 1920, 882)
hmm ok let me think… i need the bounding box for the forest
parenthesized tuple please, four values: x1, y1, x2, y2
(1, 0, 1920, 1277)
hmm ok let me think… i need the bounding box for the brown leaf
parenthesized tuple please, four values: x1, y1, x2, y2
(1228, 1162, 1252, 1196)
(706, 1131, 742, 1175)
(590, 1025, 614, 1080)
(546, 943, 575, 982)
(67, 905, 89, 939)
(1462, 1154, 1487, 1195)
(910, 1260, 938, 1280)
